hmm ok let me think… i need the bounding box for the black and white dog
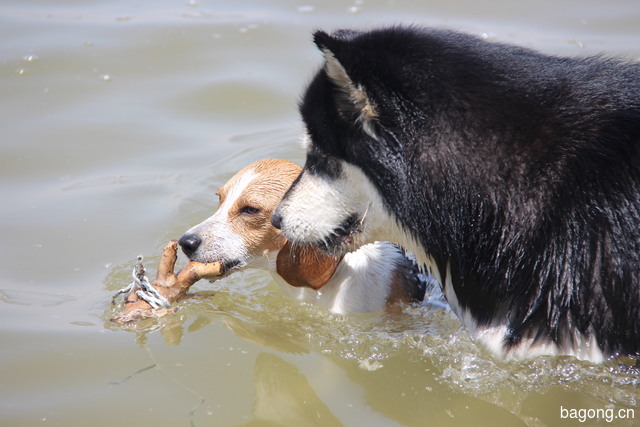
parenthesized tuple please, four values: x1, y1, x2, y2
(271, 27, 640, 362)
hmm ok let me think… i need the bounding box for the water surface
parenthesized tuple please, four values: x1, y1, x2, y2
(1, 1, 639, 425)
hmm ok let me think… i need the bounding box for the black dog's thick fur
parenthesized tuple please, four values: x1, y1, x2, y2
(302, 27, 640, 359)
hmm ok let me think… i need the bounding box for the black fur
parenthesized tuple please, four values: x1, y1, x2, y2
(300, 27, 640, 359)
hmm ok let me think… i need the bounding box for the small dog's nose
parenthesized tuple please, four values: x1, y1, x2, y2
(270, 212, 282, 230)
(178, 234, 201, 257)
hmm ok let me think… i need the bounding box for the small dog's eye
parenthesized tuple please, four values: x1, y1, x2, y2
(240, 206, 260, 216)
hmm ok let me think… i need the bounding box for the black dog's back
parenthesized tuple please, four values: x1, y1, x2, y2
(304, 27, 640, 359)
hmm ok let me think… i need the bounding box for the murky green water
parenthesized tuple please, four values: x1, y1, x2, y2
(2, 1, 639, 425)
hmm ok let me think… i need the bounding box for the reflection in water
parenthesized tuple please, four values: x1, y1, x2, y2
(0, 289, 75, 307)
(243, 353, 341, 427)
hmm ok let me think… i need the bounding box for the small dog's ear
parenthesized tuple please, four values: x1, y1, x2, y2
(276, 241, 341, 290)
(313, 30, 378, 137)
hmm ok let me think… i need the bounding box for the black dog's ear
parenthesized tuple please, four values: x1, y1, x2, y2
(313, 29, 358, 52)
(313, 30, 338, 52)
(313, 30, 378, 137)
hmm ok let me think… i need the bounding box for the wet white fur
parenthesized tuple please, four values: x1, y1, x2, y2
(271, 242, 402, 314)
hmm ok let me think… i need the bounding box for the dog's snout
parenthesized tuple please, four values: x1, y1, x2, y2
(178, 234, 201, 257)
(270, 211, 283, 230)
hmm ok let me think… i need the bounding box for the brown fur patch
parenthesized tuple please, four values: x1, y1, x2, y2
(276, 242, 342, 290)
(219, 159, 302, 258)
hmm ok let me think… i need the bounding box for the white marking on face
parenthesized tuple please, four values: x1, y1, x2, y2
(220, 170, 258, 215)
(275, 161, 382, 243)
(183, 170, 258, 265)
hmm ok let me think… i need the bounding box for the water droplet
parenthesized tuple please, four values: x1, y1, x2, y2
(23, 54, 38, 62)
(568, 39, 585, 48)
(297, 5, 314, 13)
(100, 74, 112, 82)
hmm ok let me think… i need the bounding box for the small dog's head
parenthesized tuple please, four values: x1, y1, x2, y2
(179, 158, 340, 288)
(180, 159, 300, 270)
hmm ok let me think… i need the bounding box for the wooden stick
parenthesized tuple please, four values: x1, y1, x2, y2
(111, 240, 224, 323)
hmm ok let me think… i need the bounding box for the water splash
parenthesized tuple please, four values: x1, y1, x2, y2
(104, 262, 640, 414)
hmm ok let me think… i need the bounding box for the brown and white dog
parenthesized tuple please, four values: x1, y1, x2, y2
(178, 158, 427, 314)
